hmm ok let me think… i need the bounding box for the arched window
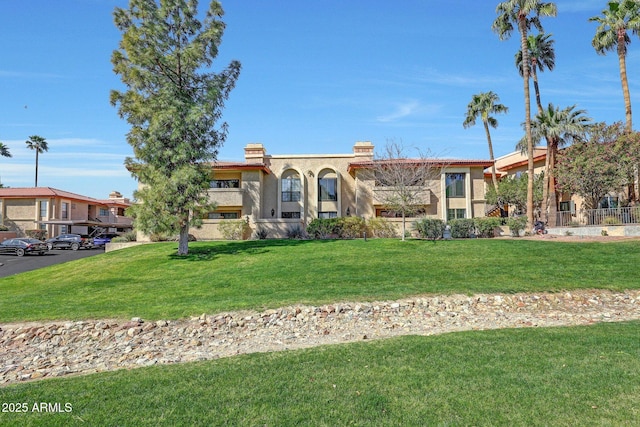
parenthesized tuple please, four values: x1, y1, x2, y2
(318, 170, 337, 201)
(282, 171, 301, 202)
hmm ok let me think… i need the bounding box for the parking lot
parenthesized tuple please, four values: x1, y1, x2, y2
(0, 247, 105, 278)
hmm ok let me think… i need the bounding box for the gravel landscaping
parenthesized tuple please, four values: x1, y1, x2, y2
(2, 289, 639, 386)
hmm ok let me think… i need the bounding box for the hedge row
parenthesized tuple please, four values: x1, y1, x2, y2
(413, 217, 507, 240)
(306, 217, 397, 239)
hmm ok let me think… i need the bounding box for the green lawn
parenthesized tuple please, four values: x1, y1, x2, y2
(1, 321, 638, 426)
(1, 238, 639, 322)
(2, 239, 639, 425)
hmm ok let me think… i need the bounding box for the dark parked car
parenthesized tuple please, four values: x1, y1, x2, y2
(0, 238, 48, 256)
(45, 234, 93, 251)
(92, 233, 120, 247)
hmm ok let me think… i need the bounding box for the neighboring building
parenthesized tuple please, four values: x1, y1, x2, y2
(145, 142, 493, 240)
(0, 188, 132, 238)
(488, 148, 639, 227)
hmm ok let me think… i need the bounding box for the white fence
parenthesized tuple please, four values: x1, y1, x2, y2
(556, 207, 640, 227)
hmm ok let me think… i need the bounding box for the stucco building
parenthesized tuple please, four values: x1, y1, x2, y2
(174, 142, 493, 240)
(0, 188, 132, 238)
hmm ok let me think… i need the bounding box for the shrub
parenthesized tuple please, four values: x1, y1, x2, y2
(506, 217, 527, 237)
(253, 227, 269, 240)
(307, 218, 340, 239)
(338, 217, 366, 239)
(286, 225, 306, 239)
(474, 217, 502, 238)
(366, 217, 397, 238)
(0, 224, 9, 231)
(413, 218, 445, 241)
(449, 218, 475, 238)
(111, 231, 137, 243)
(218, 220, 249, 240)
(603, 216, 621, 225)
(26, 229, 47, 241)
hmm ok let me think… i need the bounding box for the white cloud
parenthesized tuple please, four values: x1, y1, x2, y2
(377, 101, 421, 123)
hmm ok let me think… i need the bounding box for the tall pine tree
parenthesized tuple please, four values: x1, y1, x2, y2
(111, 0, 241, 255)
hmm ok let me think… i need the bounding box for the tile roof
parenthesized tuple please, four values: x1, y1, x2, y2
(347, 158, 494, 173)
(0, 187, 121, 205)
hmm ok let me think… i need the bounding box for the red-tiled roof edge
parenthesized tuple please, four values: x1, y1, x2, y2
(347, 158, 494, 173)
(497, 153, 547, 172)
(0, 187, 113, 204)
(211, 161, 272, 174)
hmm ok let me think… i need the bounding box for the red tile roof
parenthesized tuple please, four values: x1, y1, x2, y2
(210, 161, 272, 174)
(0, 187, 127, 206)
(347, 158, 494, 173)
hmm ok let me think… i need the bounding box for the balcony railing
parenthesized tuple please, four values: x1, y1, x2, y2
(207, 188, 244, 206)
(556, 207, 640, 227)
(372, 186, 431, 205)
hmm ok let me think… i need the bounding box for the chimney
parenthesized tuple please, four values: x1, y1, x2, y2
(244, 143, 266, 163)
(353, 141, 374, 160)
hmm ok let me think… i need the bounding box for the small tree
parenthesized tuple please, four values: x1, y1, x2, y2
(111, 0, 241, 255)
(486, 172, 544, 216)
(555, 124, 640, 210)
(363, 142, 444, 241)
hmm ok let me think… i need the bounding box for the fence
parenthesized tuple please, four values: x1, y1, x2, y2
(556, 206, 640, 227)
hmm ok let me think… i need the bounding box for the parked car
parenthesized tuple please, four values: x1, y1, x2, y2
(92, 233, 120, 247)
(0, 238, 48, 256)
(45, 234, 93, 251)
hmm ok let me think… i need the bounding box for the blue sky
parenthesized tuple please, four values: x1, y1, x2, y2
(1, 0, 638, 200)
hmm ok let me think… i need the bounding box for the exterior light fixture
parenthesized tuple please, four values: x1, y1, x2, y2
(271, 208, 275, 217)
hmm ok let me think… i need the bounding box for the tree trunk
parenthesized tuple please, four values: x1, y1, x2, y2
(618, 36, 632, 133)
(35, 150, 39, 187)
(547, 142, 558, 227)
(483, 120, 499, 191)
(177, 223, 190, 255)
(520, 20, 534, 230)
(401, 210, 406, 241)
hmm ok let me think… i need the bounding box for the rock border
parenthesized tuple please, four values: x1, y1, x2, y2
(2, 289, 639, 386)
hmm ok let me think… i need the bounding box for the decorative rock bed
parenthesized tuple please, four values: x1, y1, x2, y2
(2, 289, 639, 386)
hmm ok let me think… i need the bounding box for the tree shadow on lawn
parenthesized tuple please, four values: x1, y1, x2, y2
(168, 238, 336, 262)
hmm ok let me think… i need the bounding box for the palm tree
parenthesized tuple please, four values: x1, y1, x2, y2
(516, 32, 556, 220)
(0, 142, 12, 158)
(493, 0, 557, 230)
(25, 135, 49, 187)
(531, 104, 591, 226)
(463, 91, 509, 191)
(516, 32, 555, 115)
(590, 0, 640, 134)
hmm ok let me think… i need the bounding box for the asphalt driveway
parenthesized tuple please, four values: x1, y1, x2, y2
(0, 247, 105, 278)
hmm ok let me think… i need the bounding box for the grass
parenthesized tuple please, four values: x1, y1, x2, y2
(1, 238, 639, 322)
(1, 321, 638, 426)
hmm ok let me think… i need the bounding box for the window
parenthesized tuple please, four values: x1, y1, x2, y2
(559, 201, 575, 214)
(599, 195, 618, 209)
(61, 203, 69, 219)
(282, 212, 301, 219)
(39, 201, 47, 219)
(447, 209, 466, 220)
(210, 179, 240, 189)
(282, 174, 301, 202)
(318, 211, 337, 219)
(445, 173, 465, 198)
(318, 177, 337, 201)
(207, 212, 239, 219)
(60, 225, 69, 233)
(99, 208, 109, 217)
